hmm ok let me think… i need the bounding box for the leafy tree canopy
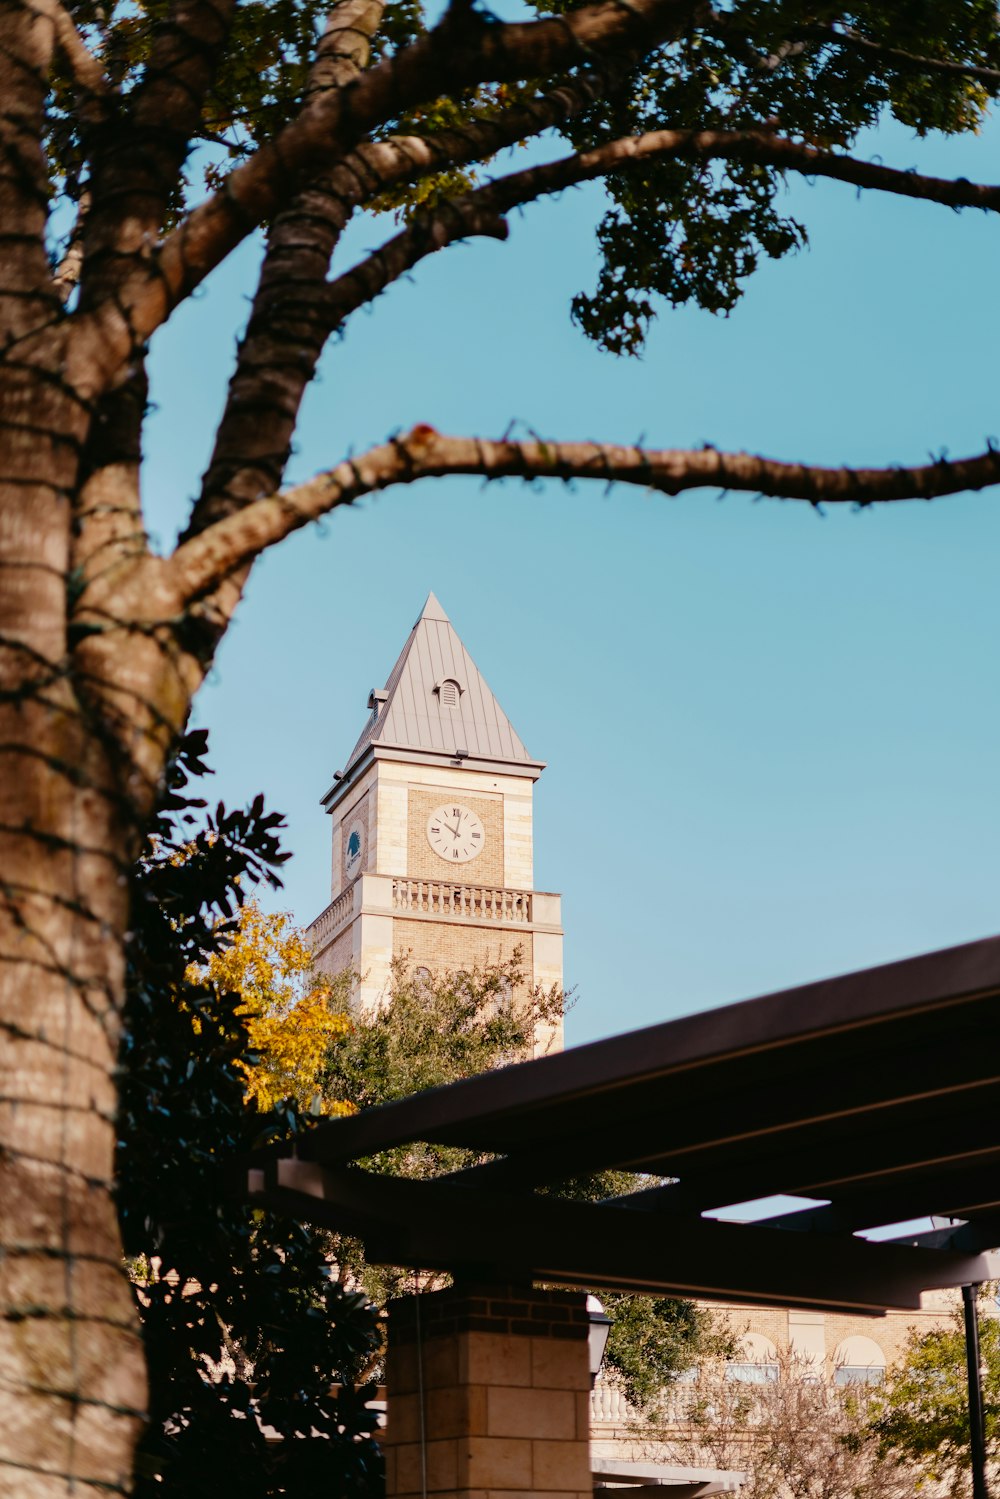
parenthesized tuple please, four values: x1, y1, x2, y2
(119, 733, 383, 1497)
(48, 0, 1000, 356)
(870, 1297, 1000, 1496)
(324, 952, 561, 1153)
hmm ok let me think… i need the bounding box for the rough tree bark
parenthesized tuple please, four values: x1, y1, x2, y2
(1, 0, 999, 1491)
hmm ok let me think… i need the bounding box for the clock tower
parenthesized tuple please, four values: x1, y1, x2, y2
(308, 593, 563, 1047)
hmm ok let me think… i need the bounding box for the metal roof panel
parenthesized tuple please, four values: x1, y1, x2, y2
(343, 593, 536, 773)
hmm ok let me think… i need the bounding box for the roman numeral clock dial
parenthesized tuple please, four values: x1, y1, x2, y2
(426, 804, 485, 864)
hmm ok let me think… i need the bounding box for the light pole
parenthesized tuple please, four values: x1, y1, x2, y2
(962, 1282, 989, 1499)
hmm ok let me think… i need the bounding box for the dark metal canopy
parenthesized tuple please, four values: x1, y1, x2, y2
(249, 934, 1000, 1315)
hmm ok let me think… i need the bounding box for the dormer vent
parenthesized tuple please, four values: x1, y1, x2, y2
(368, 687, 389, 720)
(435, 677, 463, 708)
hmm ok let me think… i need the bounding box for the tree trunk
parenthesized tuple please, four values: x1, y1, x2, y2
(0, 749, 148, 1495)
(0, 353, 148, 1493)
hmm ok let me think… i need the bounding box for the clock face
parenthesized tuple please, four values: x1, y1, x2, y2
(344, 819, 365, 878)
(426, 803, 485, 864)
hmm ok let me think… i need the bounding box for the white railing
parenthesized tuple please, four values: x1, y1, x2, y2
(591, 1381, 695, 1427)
(591, 1384, 636, 1425)
(308, 883, 356, 949)
(391, 879, 532, 924)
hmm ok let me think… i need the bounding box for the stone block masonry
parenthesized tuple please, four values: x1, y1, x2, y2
(384, 1282, 593, 1499)
(392, 920, 532, 989)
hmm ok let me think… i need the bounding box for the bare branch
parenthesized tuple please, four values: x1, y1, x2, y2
(707, 11, 1000, 89)
(52, 189, 90, 304)
(803, 21, 1000, 89)
(316, 124, 1000, 336)
(74, 0, 708, 383)
(163, 427, 1000, 607)
(466, 122, 1000, 217)
(323, 202, 511, 327)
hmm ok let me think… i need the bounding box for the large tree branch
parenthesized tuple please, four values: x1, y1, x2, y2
(78, 0, 237, 313)
(161, 427, 1000, 608)
(153, 1, 391, 675)
(73, 412, 1000, 773)
(182, 0, 388, 543)
(310, 0, 386, 98)
(315, 125, 1000, 336)
(70, 363, 148, 592)
(73, 0, 708, 388)
(33, 0, 113, 121)
(182, 65, 620, 541)
(454, 122, 1000, 218)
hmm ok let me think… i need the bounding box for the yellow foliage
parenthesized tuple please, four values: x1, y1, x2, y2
(188, 899, 355, 1116)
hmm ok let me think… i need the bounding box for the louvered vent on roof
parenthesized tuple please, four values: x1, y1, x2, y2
(438, 679, 460, 707)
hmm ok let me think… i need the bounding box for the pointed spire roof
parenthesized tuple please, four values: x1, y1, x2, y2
(418, 590, 450, 623)
(328, 595, 543, 801)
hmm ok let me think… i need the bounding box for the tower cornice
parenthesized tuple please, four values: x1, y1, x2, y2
(321, 743, 545, 814)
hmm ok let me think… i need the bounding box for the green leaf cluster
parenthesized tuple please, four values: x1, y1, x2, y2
(869, 1298, 1000, 1495)
(558, 0, 1000, 353)
(323, 950, 563, 1184)
(118, 731, 383, 1497)
(600, 1292, 732, 1412)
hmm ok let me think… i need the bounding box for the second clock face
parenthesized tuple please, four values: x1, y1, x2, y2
(344, 819, 365, 878)
(426, 803, 485, 864)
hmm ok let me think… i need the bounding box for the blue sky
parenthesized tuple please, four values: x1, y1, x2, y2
(144, 109, 1000, 1047)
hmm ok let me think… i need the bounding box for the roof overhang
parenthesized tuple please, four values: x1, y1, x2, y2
(322, 743, 546, 811)
(248, 934, 1000, 1314)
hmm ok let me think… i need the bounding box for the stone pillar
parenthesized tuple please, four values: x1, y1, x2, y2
(383, 1281, 593, 1499)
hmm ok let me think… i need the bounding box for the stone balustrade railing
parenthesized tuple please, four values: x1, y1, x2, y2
(391, 879, 532, 923)
(308, 874, 538, 954)
(308, 884, 355, 949)
(591, 1380, 699, 1428)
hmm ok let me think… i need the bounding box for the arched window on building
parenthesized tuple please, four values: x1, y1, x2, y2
(486, 973, 513, 1018)
(833, 1335, 886, 1386)
(726, 1333, 779, 1384)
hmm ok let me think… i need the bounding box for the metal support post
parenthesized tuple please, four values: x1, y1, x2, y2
(963, 1282, 989, 1499)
